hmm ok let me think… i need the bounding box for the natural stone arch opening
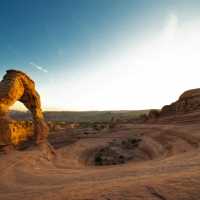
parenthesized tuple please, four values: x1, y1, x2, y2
(0, 69, 49, 153)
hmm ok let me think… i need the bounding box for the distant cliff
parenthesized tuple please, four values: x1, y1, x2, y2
(138, 88, 200, 124)
(9, 110, 150, 123)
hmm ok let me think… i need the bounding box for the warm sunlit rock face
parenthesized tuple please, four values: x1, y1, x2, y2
(9, 120, 34, 149)
(0, 69, 49, 153)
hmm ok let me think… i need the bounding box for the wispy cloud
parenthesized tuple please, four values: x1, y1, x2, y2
(1, 42, 23, 58)
(51, 78, 54, 82)
(161, 14, 178, 48)
(71, 77, 74, 80)
(30, 62, 48, 73)
(59, 48, 64, 57)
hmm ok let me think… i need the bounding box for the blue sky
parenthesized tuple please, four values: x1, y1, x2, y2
(1, 0, 200, 111)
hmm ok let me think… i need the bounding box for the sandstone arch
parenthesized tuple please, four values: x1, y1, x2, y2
(0, 69, 49, 153)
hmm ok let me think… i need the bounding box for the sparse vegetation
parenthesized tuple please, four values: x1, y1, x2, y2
(121, 138, 142, 149)
(94, 138, 141, 166)
(95, 155, 102, 162)
(119, 155, 124, 159)
(94, 138, 142, 166)
(10, 110, 150, 122)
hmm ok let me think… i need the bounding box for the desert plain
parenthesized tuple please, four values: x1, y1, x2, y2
(1, 122, 200, 200)
(0, 70, 200, 200)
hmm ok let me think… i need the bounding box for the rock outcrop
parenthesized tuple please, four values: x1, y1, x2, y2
(160, 102, 177, 117)
(108, 117, 117, 128)
(10, 120, 34, 149)
(138, 88, 200, 124)
(49, 123, 67, 132)
(137, 114, 148, 124)
(146, 109, 161, 124)
(0, 70, 50, 153)
(176, 88, 200, 114)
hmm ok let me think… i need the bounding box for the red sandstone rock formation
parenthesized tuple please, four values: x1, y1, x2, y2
(108, 117, 117, 128)
(176, 88, 200, 114)
(9, 120, 34, 148)
(137, 114, 148, 124)
(0, 70, 51, 153)
(146, 109, 160, 124)
(160, 102, 177, 117)
(138, 88, 200, 124)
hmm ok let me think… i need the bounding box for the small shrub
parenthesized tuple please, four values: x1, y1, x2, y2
(95, 155, 102, 162)
(109, 142, 113, 145)
(131, 139, 137, 144)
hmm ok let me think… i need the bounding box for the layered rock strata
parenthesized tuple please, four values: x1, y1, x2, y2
(176, 88, 200, 114)
(160, 102, 177, 117)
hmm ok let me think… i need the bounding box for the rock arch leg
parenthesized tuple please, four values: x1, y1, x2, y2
(0, 70, 49, 153)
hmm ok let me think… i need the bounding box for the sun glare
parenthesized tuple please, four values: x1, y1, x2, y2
(9, 13, 200, 111)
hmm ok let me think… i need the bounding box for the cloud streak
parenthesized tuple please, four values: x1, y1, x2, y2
(30, 62, 48, 73)
(1, 42, 23, 58)
(161, 14, 178, 48)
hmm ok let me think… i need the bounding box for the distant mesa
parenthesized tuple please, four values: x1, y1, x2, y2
(108, 117, 118, 128)
(138, 88, 200, 124)
(0, 69, 54, 154)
